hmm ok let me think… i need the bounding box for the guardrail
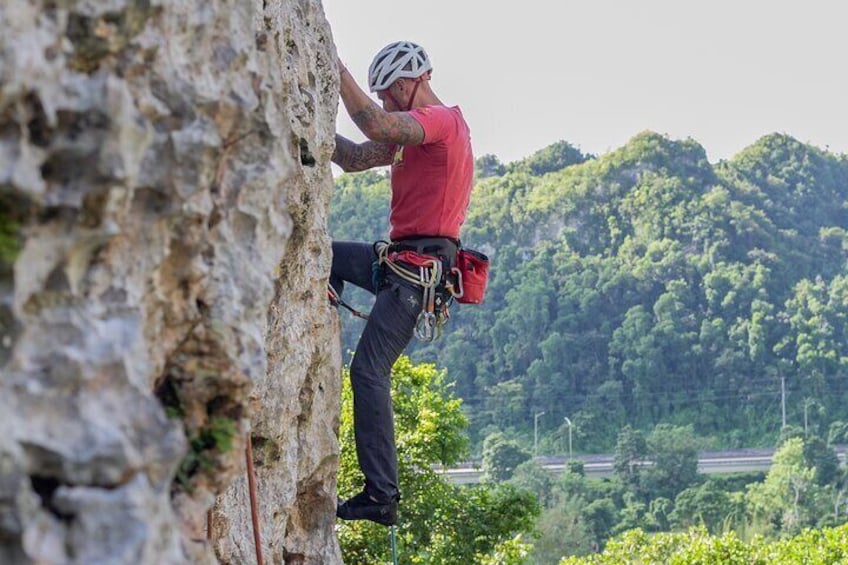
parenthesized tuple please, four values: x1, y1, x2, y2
(439, 447, 847, 485)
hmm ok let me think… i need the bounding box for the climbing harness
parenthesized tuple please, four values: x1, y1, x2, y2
(328, 238, 488, 342)
(375, 241, 451, 343)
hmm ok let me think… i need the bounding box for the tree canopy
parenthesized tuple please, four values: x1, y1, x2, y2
(330, 131, 848, 454)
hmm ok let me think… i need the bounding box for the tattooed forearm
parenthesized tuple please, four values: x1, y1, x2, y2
(350, 106, 424, 146)
(349, 105, 384, 138)
(332, 135, 393, 172)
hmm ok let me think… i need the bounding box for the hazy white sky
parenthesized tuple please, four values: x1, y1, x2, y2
(321, 0, 848, 165)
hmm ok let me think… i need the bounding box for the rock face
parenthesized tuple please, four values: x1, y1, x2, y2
(0, 1, 342, 563)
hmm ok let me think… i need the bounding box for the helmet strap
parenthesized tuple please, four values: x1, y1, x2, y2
(384, 90, 403, 112)
(384, 77, 423, 112)
(405, 80, 422, 111)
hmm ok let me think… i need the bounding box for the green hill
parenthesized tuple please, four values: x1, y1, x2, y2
(330, 132, 848, 453)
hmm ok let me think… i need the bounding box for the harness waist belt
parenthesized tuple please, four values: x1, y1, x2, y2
(389, 237, 459, 259)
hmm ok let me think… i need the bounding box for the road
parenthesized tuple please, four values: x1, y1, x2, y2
(441, 447, 847, 485)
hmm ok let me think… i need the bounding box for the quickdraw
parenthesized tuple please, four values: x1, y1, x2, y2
(327, 284, 370, 321)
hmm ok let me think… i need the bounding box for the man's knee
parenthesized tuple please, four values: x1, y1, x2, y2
(350, 354, 392, 390)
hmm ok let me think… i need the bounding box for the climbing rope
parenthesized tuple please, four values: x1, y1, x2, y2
(375, 243, 441, 289)
(390, 525, 399, 565)
(246, 436, 264, 565)
(205, 437, 263, 565)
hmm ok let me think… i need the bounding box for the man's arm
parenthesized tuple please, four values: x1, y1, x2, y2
(332, 134, 394, 172)
(339, 62, 425, 146)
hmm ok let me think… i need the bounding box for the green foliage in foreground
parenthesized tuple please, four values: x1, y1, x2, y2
(559, 523, 848, 565)
(336, 356, 539, 564)
(518, 425, 846, 561)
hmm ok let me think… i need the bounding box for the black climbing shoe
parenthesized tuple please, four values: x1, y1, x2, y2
(336, 491, 398, 526)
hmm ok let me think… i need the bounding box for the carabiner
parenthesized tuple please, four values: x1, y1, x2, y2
(414, 311, 437, 342)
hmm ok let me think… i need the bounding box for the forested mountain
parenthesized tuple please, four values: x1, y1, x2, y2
(329, 132, 848, 453)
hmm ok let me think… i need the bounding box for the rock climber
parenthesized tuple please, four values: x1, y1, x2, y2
(331, 40, 474, 526)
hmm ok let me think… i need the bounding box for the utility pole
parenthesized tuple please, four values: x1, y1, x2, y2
(781, 375, 786, 429)
(804, 398, 813, 435)
(534, 411, 545, 457)
(563, 417, 573, 460)
(804, 401, 808, 435)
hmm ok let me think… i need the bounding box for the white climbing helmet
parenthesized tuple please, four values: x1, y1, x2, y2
(367, 41, 432, 92)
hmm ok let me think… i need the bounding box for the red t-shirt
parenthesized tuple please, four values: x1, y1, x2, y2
(388, 105, 473, 241)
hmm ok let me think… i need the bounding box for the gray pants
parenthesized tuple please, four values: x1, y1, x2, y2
(330, 241, 422, 502)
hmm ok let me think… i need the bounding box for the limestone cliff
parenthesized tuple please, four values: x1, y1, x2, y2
(0, 0, 342, 563)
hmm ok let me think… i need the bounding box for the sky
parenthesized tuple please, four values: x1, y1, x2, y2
(321, 0, 848, 166)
